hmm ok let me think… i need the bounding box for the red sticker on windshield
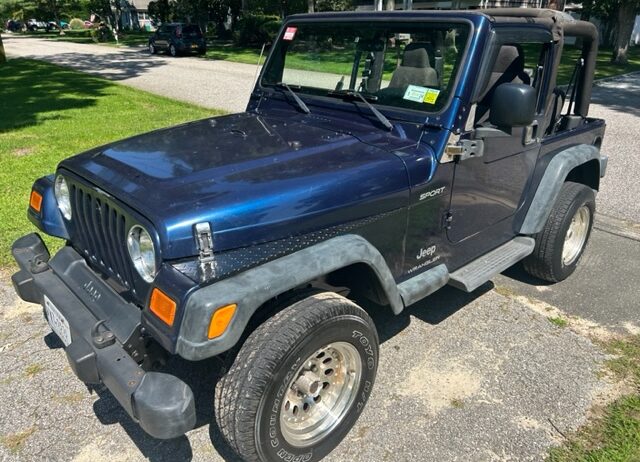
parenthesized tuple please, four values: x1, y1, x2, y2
(283, 27, 297, 41)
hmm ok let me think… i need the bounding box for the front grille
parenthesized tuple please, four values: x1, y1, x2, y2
(69, 183, 136, 291)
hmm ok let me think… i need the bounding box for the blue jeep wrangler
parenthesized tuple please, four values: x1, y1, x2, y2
(12, 8, 606, 462)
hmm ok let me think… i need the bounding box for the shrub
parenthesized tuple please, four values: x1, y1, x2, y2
(69, 18, 85, 30)
(233, 14, 281, 47)
(91, 24, 114, 42)
(65, 29, 92, 37)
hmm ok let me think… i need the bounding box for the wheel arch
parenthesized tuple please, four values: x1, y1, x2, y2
(520, 144, 604, 235)
(176, 235, 403, 361)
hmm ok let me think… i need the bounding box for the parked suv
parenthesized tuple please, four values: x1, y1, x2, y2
(148, 23, 206, 56)
(13, 9, 607, 462)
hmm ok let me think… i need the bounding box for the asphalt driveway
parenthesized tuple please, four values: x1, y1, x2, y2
(3, 35, 258, 113)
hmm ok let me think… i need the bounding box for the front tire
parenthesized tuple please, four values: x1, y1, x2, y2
(169, 44, 177, 57)
(148, 42, 156, 54)
(523, 181, 595, 282)
(215, 292, 379, 462)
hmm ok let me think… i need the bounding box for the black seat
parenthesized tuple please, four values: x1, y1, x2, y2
(474, 44, 531, 126)
(388, 43, 439, 90)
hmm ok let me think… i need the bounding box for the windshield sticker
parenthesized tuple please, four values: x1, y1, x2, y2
(283, 27, 297, 41)
(423, 88, 440, 104)
(403, 85, 441, 105)
(403, 85, 428, 103)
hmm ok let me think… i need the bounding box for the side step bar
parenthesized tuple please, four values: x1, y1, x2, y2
(449, 237, 535, 292)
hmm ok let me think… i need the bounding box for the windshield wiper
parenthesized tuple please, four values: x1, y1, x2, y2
(327, 90, 393, 131)
(275, 82, 310, 114)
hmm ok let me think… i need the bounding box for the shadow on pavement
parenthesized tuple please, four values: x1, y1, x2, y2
(26, 50, 166, 81)
(592, 74, 640, 118)
(364, 284, 493, 344)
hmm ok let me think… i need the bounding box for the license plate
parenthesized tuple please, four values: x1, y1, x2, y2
(44, 295, 72, 346)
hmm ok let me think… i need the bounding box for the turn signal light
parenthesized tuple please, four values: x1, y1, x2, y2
(29, 190, 43, 213)
(208, 304, 237, 339)
(149, 288, 177, 326)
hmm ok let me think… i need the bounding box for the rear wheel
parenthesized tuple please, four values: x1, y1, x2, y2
(148, 42, 156, 54)
(215, 292, 379, 462)
(169, 44, 177, 57)
(523, 181, 595, 282)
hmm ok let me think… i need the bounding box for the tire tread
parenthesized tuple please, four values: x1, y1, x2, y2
(215, 292, 376, 462)
(523, 181, 594, 282)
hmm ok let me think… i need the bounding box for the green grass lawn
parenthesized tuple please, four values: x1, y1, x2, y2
(0, 58, 220, 267)
(205, 41, 640, 85)
(557, 45, 640, 85)
(21, 29, 153, 47)
(548, 335, 640, 462)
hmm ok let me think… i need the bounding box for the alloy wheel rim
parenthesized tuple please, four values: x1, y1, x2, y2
(279, 341, 362, 448)
(562, 205, 590, 266)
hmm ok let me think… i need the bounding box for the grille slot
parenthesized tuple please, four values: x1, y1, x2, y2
(70, 183, 134, 290)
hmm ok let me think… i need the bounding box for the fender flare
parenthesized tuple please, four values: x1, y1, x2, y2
(520, 144, 603, 235)
(176, 234, 404, 360)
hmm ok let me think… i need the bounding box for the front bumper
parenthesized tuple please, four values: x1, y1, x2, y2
(11, 233, 196, 439)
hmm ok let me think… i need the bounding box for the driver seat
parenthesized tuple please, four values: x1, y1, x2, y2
(388, 43, 439, 90)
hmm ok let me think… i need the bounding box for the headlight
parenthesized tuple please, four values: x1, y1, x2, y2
(127, 225, 157, 282)
(54, 175, 72, 220)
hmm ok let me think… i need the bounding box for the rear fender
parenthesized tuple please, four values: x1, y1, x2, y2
(520, 144, 605, 235)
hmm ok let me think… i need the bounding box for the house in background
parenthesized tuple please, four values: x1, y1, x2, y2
(118, 0, 155, 30)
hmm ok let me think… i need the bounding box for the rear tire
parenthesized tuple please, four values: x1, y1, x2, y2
(215, 292, 379, 462)
(523, 181, 595, 282)
(169, 44, 177, 57)
(148, 43, 156, 54)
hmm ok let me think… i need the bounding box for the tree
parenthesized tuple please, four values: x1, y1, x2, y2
(582, 0, 640, 65)
(0, 34, 6, 65)
(612, 0, 640, 64)
(148, 0, 172, 23)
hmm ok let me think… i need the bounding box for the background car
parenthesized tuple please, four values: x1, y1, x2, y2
(148, 23, 206, 57)
(5, 19, 24, 32)
(26, 19, 48, 31)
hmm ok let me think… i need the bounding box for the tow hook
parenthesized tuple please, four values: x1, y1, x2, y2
(91, 320, 116, 349)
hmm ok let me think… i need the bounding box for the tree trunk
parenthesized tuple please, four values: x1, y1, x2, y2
(612, 1, 636, 65)
(307, 0, 314, 13)
(385, 0, 395, 10)
(241, 0, 249, 13)
(0, 34, 6, 65)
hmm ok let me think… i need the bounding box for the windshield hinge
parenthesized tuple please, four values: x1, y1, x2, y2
(195, 222, 216, 280)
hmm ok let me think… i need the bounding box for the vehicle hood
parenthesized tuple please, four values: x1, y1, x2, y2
(60, 112, 411, 259)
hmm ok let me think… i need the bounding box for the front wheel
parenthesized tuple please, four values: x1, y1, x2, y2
(523, 181, 595, 282)
(148, 42, 156, 54)
(215, 292, 379, 462)
(169, 44, 177, 57)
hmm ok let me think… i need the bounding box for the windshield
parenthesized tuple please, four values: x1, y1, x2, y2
(262, 20, 470, 113)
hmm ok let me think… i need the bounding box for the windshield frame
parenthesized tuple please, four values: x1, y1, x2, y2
(258, 15, 476, 122)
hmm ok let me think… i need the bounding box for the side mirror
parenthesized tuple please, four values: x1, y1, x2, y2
(489, 83, 536, 130)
